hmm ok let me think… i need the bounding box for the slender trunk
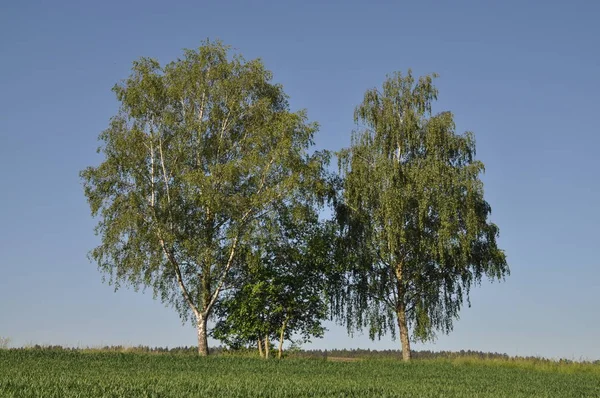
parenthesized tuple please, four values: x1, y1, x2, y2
(264, 335, 270, 359)
(396, 301, 411, 361)
(278, 318, 288, 359)
(395, 263, 411, 361)
(197, 315, 209, 356)
(258, 338, 264, 358)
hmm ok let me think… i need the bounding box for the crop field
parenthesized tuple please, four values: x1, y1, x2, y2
(1, 349, 599, 397)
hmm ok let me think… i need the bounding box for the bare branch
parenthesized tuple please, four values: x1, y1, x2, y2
(204, 236, 239, 315)
(158, 135, 172, 205)
(158, 235, 200, 317)
(149, 139, 155, 207)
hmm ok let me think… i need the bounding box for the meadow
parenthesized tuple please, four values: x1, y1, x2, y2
(1, 348, 599, 397)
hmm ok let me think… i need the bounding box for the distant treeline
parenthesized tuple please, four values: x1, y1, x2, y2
(8, 345, 597, 364)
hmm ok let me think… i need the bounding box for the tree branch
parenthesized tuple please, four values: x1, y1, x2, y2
(158, 234, 200, 317)
(158, 135, 172, 205)
(204, 236, 239, 315)
(148, 131, 198, 317)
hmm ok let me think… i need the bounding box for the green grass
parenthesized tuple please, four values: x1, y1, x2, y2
(1, 349, 599, 397)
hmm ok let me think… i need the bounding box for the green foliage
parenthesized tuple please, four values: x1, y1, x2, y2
(81, 39, 510, 361)
(1, 350, 598, 397)
(212, 203, 335, 349)
(80, 40, 329, 351)
(336, 70, 509, 346)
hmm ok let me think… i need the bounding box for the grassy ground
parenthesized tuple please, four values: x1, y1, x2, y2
(1, 349, 599, 397)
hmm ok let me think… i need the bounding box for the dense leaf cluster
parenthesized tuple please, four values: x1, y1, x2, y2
(81, 41, 330, 355)
(335, 71, 508, 359)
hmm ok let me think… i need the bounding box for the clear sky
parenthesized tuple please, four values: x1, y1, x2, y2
(1, 0, 598, 360)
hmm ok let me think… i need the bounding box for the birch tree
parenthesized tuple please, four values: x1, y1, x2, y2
(81, 41, 328, 356)
(336, 70, 508, 361)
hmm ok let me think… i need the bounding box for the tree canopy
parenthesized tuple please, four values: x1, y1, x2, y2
(212, 202, 335, 358)
(335, 70, 508, 361)
(81, 40, 330, 356)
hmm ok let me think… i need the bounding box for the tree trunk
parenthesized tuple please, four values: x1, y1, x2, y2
(396, 301, 411, 361)
(395, 263, 411, 361)
(258, 338, 264, 358)
(197, 315, 209, 356)
(264, 335, 270, 359)
(278, 318, 288, 359)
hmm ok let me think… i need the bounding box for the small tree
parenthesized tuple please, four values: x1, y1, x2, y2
(336, 70, 508, 361)
(212, 203, 333, 359)
(0, 336, 10, 350)
(81, 41, 328, 355)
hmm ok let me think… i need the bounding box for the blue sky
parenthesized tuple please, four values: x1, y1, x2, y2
(1, 0, 598, 360)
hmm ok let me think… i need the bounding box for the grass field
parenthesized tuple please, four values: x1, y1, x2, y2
(1, 349, 599, 397)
